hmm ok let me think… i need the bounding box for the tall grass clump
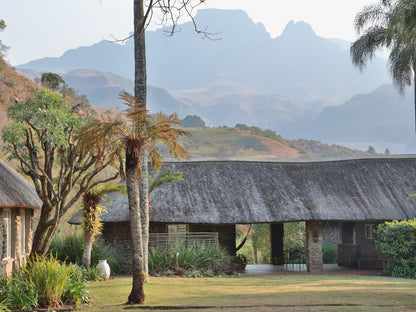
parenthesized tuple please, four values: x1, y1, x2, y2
(149, 241, 234, 276)
(0, 255, 89, 310)
(24, 255, 76, 308)
(48, 234, 121, 274)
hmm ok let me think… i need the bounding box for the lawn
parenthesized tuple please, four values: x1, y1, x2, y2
(85, 274, 416, 311)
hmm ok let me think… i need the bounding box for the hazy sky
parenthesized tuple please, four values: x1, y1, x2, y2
(1, 0, 377, 65)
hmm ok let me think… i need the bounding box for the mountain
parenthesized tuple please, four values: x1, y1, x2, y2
(0, 61, 385, 160)
(17, 68, 194, 116)
(284, 84, 415, 153)
(17, 9, 389, 108)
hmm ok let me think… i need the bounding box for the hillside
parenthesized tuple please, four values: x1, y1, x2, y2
(0, 62, 377, 162)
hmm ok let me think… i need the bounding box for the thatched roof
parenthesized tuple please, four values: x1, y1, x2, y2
(69, 157, 416, 225)
(0, 159, 42, 209)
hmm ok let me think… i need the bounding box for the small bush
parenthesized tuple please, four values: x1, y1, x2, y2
(0, 255, 89, 311)
(25, 255, 73, 308)
(322, 244, 337, 264)
(376, 219, 416, 278)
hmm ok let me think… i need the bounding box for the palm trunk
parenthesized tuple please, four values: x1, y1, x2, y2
(139, 162, 149, 277)
(414, 64, 416, 136)
(126, 151, 145, 304)
(82, 232, 94, 268)
(134, 0, 150, 278)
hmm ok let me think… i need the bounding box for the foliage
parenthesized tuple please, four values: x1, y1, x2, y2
(236, 224, 270, 264)
(351, 0, 416, 131)
(1, 90, 120, 256)
(40, 72, 65, 91)
(376, 219, 416, 278)
(0, 255, 89, 310)
(322, 243, 338, 264)
(235, 124, 282, 141)
(0, 270, 38, 311)
(0, 19, 8, 60)
(149, 168, 183, 194)
(47, 234, 122, 275)
(148, 241, 234, 276)
(284, 222, 306, 250)
(367, 145, 376, 154)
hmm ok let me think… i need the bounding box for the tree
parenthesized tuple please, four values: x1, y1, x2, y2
(41, 72, 65, 91)
(81, 182, 127, 268)
(1, 90, 121, 257)
(129, 0, 212, 300)
(0, 19, 8, 59)
(351, 0, 416, 133)
(385, 147, 391, 154)
(77, 91, 189, 304)
(367, 145, 376, 153)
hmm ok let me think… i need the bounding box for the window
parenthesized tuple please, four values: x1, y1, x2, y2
(2, 209, 11, 259)
(20, 209, 26, 255)
(365, 224, 375, 240)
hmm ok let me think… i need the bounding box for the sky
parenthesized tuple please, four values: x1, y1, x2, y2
(1, 0, 378, 65)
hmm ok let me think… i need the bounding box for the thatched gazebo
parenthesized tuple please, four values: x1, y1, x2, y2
(70, 156, 416, 273)
(0, 159, 42, 276)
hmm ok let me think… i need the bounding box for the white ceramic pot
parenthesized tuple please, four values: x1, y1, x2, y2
(97, 259, 111, 279)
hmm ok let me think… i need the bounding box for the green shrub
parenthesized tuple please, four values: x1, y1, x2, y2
(62, 264, 90, 306)
(322, 244, 337, 264)
(24, 255, 73, 308)
(48, 234, 121, 275)
(376, 219, 416, 278)
(0, 270, 38, 311)
(0, 255, 89, 310)
(149, 241, 233, 276)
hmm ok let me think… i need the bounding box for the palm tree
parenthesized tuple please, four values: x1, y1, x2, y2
(351, 0, 416, 134)
(77, 91, 189, 304)
(81, 182, 127, 268)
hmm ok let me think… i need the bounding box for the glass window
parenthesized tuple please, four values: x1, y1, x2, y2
(2, 209, 11, 259)
(365, 224, 375, 240)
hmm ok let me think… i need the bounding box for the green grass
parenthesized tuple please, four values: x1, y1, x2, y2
(84, 274, 416, 311)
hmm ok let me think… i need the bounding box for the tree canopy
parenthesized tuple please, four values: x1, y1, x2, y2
(2, 90, 120, 257)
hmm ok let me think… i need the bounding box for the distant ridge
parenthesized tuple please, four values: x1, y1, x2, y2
(17, 8, 389, 107)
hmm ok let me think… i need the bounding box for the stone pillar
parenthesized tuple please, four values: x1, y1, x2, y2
(306, 220, 323, 273)
(270, 223, 285, 265)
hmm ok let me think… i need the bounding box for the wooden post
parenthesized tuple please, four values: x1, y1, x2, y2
(270, 223, 285, 265)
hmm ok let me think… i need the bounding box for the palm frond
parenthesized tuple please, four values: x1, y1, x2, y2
(355, 4, 389, 33)
(149, 169, 183, 194)
(389, 41, 413, 91)
(350, 26, 388, 69)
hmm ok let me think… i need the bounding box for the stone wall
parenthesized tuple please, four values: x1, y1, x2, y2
(322, 221, 341, 245)
(306, 220, 323, 272)
(102, 222, 132, 274)
(0, 208, 33, 277)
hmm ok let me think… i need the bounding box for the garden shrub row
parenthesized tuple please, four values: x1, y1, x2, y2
(149, 241, 245, 277)
(376, 219, 416, 278)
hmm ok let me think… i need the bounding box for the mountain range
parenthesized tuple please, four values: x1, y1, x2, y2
(16, 8, 416, 153)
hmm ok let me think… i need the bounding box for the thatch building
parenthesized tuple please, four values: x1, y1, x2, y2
(69, 156, 416, 273)
(0, 159, 42, 276)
